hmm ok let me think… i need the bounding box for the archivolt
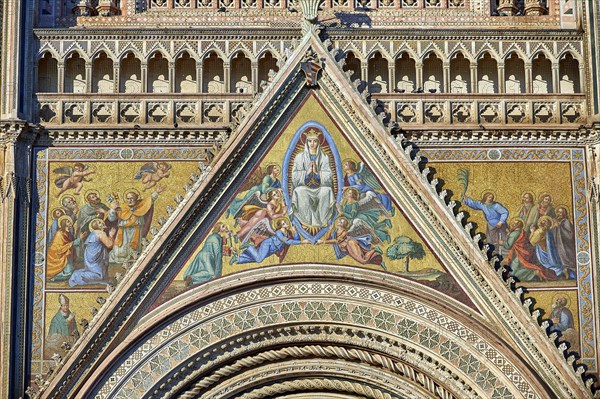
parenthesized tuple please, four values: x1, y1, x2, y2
(86, 266, 552, 399)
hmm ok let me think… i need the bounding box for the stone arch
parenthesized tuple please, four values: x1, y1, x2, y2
(81, 266, 554, 399)
(476, 51, 498, 94)
(422, 51, 444, 93)
(203, 51, 225, 93)
(230, 51, 253, 93)
(449, 51, 470, 93)
(504, 51, 526, 94)
(367, 51, 389, 93)
(395, 51, 416, 93)
(62, 48, 90, 64)
(92, 51, 114, 93)
(64, 51, 86, 93)
(257, 51, 279, 92)
(531, 51, 553, 93)
(558, 52, 581, 94)
(342, 51, 362, 81)
(175, 51, 197, 94)
(147, 51, 170, 93)
(119, 51, 142, 93)
(37, 51, 58, 92)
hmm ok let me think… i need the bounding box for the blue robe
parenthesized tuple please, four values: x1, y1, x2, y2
(536, 231, 575, 278)
(69, 232, 109, 286)
(183, 233, 224, 285)
(238, 230, 302, 264)
(345, 173, 393, 213)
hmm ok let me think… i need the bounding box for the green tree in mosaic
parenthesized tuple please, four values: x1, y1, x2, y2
(386, 236, 425, 272)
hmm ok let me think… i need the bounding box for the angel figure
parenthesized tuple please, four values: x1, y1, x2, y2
(235, 188, 288, 242)
(54, 163, 96, 197)
(336, 187, 392, 243)
(134, 161, 172, 191)
(318, 217, 385, 270)
(227, 164, 281, 218)
(343, 159, 393, 214)
(236, 217, 308, 264)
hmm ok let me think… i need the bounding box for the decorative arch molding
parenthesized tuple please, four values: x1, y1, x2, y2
(88, 266, 553, 399)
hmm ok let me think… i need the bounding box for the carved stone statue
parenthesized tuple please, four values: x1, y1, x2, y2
(97, 74, 113, 93)
(478, 74, 495, 94)
(559, 74, 575, 94)
(450, 74, 468, 93)
(152, 74, 169, 93)
(424, 74, 441, 93)
(532, 74, 548, 94)
(180, 74, 196, 93)
(207, 75, 225, 93)
(72, 73, 86, 93)
(505, 74, 521, 94)
(125, 73, 142, 93)
(370, 75, 387, 93)
(235, 75, 253, 93)
(396, 75, 414, 93)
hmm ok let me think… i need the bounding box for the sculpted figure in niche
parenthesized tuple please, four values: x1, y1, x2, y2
(370, 75, 387, 93)
(478, 74, 495, 93)
(235, 75, 253, 93)
(424, 75, 441, 93)
(207, 75, 225, 93)
(560, 74, 575, 94)
(152, 74, 169, 93)
(125, 73, 142, 93)
(180, 74, 196, 93)
(505, 74, 521, 94)
(532, 74, 548, 94)
(450, 74, 468, 93)
(97, 74, 113, 93)
(73, 74, 86, 93)
(396, 75, 414, 93)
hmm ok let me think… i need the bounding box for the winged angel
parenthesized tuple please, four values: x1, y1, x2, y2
(236, 217, 308, 264)
(134, 161, 172, 190)
(231, 188, 288, 243)
(53, 162, 96, 197)
(336, 186, 393, 243)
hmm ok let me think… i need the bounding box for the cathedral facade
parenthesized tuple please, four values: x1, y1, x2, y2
(1, 0, 600, 397)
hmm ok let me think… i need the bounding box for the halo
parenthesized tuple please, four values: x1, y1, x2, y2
(57, 214, 73, 227)
(59, 194, 76, 205)
(123, 188, 142, 200)
(271, 217, 289, 230)
(551, 293, 569, 308)
(51, 207, 66, 217)
(480, 190, 496, 201)
(538, 215, 554, 228)
(89, 218, 105, 232)
(538, 192, 553, 203)
(555, 204, 570, 216)
(509, 217, 525, 227)
(84, 189, 101, 200)
(342, 158, 358, 169)
(521, 191, 535, 201)
(342, 186, 360, 198)
(335, 216, 350, 228)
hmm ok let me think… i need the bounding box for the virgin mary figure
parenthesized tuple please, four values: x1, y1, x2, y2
(291, 128, 335, 231)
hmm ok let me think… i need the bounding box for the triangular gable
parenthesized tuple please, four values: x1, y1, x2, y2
(155, 93, 474, 309)
(37, 31, 594, 399)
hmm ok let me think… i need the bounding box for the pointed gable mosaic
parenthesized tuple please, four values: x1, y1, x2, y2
(158, 95, 473, 307)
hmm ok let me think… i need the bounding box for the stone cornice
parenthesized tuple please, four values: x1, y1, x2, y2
(33, 27, 584, 42)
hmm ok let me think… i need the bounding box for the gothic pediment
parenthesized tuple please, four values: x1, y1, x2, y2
(36, 31, 594, 399)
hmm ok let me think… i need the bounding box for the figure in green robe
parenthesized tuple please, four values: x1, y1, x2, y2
(183, 223, 231, 287)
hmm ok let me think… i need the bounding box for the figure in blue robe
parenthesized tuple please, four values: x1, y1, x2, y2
(237, 220, 304, 264)
(343, 159, 393, 214)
